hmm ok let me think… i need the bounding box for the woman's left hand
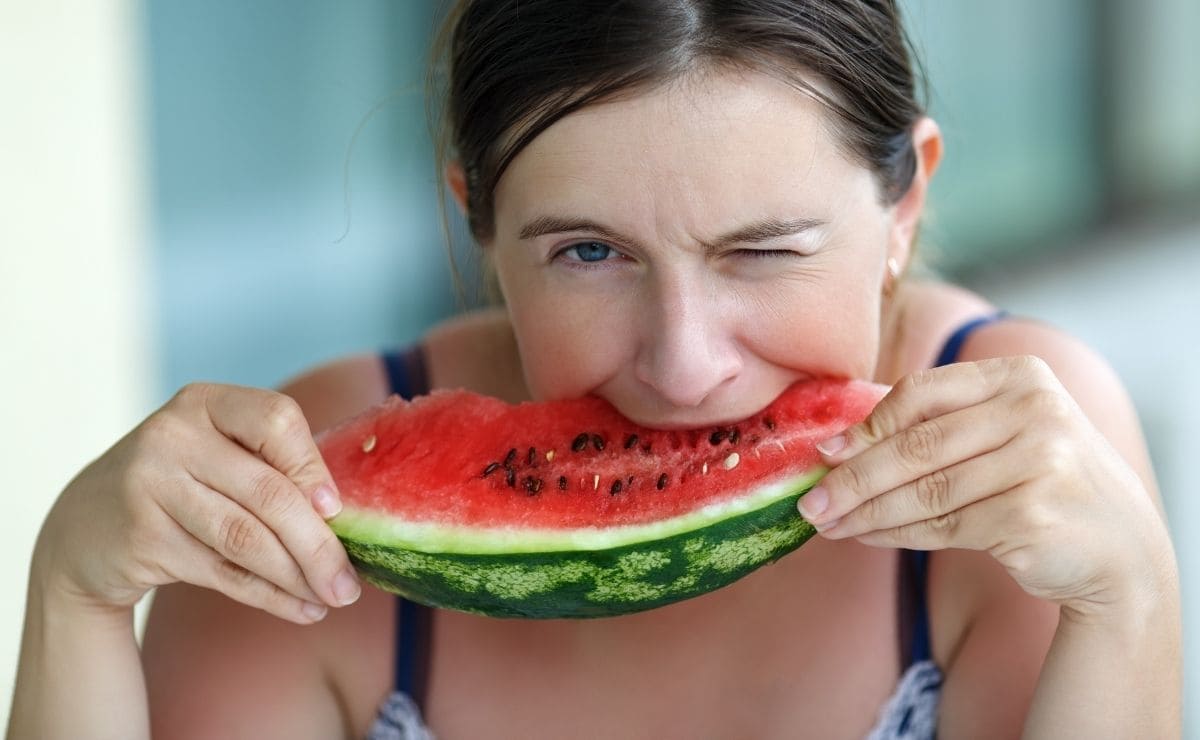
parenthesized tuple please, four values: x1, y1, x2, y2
(796, 355, 1172, 616)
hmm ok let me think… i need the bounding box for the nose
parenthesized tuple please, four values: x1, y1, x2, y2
(633, 274, 742, 408)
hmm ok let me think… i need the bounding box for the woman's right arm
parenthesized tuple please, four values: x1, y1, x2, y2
(6, 382, 361, 739)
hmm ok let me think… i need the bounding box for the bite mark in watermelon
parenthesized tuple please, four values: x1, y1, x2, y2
(318, 379, 887, 618)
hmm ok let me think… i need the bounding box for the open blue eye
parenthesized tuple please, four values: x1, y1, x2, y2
(565, 241, 613, 262)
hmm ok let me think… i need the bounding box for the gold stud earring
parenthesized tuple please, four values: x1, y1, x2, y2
(883, 257, 901, 298)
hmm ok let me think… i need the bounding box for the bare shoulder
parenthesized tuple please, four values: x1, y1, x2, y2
(423, 307, 529, 401)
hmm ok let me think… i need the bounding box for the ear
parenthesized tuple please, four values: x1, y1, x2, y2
(888, 116, 943, 273)
(444, 160, 469, 216)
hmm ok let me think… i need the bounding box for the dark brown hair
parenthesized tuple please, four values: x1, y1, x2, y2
(428, 0, 926, 244)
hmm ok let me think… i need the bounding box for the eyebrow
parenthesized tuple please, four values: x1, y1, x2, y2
(517, 215, 826, 253)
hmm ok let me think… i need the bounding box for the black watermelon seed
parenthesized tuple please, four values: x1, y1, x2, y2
(763, 417, 776, 431)
(624, 434, 639, 449)
(656, 473, 668, 490)
(626, 475, 634, 489)
(610, 479, 623, 495)
(523, 476, 542, 494)
(527, 447, 536, 466)
(504, 448, 518, 467)
(558, 476, 568, 491)
(729, 429, 740, 445)
(505, 468, 516, 488)
(592, 434, 605, 451)
(572, 433, 590, 452)
(709, 429, 729, 445)
(482, 462, 500, 477)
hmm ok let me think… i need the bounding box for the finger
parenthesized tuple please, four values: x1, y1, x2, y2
(819, 436, 1034, 539)
(850, 484, 1023, 553)
(800, 397, 1021, 525)
(188, 434, 360, 608)
(197, 384, 343, 517)
(170, 530, 331, 625)
(816, 359, 1022, 466)
(163, 471, 324, 606)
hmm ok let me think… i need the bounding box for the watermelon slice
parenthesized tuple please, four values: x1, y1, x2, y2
(318, 379, 886, 618)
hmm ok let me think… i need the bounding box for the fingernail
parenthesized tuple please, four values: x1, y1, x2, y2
(798, 486, 829, 520)
(817, 434, 847, 457)
(333, 567, 361, 606)
(302, 601, 328, 622)
(313, 484, 341, 519)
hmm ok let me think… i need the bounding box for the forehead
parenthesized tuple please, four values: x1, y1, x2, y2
(492, 68, 879, 230)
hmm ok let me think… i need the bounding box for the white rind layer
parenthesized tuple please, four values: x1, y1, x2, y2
(331, 467, 826, 554)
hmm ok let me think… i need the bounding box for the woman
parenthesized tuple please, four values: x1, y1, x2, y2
(10, 1, 1180, 737)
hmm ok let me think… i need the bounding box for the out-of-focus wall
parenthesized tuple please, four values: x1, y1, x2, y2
(0, 0, 154, 727)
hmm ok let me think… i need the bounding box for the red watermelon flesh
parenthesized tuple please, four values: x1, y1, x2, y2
(318, 379, 885, 532)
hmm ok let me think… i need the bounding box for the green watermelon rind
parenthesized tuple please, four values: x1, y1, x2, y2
(331, 469, 826, 619)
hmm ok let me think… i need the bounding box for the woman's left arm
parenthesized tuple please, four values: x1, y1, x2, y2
(798, 323, 1181, 738)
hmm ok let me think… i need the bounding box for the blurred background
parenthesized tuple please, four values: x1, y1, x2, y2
(3, 0, 1198, 730)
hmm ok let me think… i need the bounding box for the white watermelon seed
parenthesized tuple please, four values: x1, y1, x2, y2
(593, 474, 600, 490)
(546, 449, 555, 462)
(361, 435, 377, 453)
(723, 452, 740, 470)
(702, 462, 709, 475)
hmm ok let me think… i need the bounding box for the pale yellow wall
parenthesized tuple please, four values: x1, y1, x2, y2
(0, 0, 154, 726)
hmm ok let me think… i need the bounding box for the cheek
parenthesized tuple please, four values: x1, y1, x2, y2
(742, 273, 883, 380)
(500, 271, 635, 401)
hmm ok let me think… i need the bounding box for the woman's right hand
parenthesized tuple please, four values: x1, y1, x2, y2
(35, 382, 360, 625)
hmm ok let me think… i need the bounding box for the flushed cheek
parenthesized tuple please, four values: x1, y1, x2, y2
(505, 288, 634, 402)
(747, 284, 881, 381)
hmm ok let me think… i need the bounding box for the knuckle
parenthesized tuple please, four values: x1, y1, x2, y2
(1020, 387, 1072, 425)
(263, 393, 306, 440)
(248, 468, 299, 517)
(838, 462, 873, 498)
(1010, 354, 1051, 381)
(1037, 437, 1076, 479)
(214, 558, 257, 591)
(926, 510, 959, 539)
(860, 410, 891, 445)
(306, 529, 348, 570)
(218, 513, 263, 560)
(895, 422, 941, 467)
(895, 369, 934, 398)
(171, 382, 213, 412)
(914, 469, 952, 513)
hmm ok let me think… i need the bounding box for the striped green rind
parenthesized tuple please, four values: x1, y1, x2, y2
(334, 473, 824, 619)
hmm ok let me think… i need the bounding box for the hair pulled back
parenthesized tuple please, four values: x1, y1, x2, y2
(429, 0, 926, 243)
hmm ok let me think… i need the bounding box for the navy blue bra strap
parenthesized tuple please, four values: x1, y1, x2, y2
(381, 344, 430, 400)
(394, 597, 433, 708)
(906, 550, 932, 664)
(933, 310, 1009, 368)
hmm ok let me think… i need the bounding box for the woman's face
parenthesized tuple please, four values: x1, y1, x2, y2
(487, 68, 910, 428)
